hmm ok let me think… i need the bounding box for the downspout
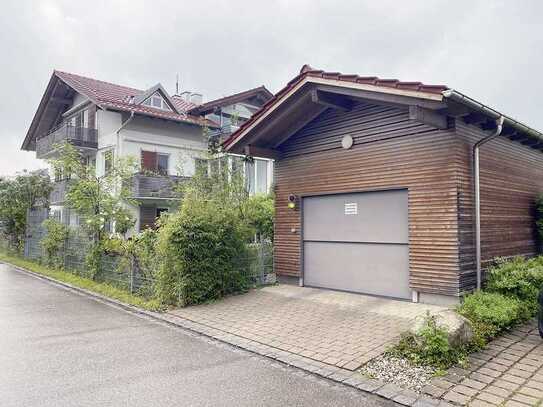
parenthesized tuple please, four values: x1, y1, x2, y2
(473, 115, 504, 290)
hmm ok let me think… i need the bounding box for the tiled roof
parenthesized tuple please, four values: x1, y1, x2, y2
(188, 86, 273, 115)
(223, 65, 449, 148)
(54, 71, 213, 126)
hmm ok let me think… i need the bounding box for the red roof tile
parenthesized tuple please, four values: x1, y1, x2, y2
(54, 71, 213, 127)
(223, 65, 449, 148)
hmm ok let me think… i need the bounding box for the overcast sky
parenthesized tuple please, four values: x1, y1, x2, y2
(1, 0, 542, 176)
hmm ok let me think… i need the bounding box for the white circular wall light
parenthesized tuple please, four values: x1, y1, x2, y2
(341, 135, 354, 149)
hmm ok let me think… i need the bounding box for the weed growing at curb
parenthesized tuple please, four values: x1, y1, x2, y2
(0, 250, 162, 311)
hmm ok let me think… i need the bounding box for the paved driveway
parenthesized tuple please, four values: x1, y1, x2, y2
(1, 263, 397, 407)
(422, 320, 543, 406)
(170, 285, 445, 371)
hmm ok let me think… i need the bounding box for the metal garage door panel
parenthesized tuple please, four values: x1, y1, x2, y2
(304, 241, 411, 299)
(303, 190, 408, 243)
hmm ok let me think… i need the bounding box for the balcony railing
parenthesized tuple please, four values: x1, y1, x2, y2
(50, 179, 72, 205)
(131, 173, 189, 200)
(36, 123, 98, 158)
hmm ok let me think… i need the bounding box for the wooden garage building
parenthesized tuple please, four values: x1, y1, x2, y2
(225, 65, 543, 304)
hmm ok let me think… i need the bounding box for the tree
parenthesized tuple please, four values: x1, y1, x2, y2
(0, 170, 52, 251)
(49, 143, 137, 242)
(49, 143, 138, 278)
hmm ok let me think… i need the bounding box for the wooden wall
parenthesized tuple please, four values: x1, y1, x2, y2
(455, 121, 543, 291)
(274, 101, 462, 296)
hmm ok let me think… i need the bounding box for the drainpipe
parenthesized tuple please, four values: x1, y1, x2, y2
(473, 115, 504, 290)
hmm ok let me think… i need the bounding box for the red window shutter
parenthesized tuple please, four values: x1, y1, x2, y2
(141, 151, 157, 172)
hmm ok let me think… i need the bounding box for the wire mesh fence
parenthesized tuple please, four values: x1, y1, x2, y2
(22, 208, 275, 302)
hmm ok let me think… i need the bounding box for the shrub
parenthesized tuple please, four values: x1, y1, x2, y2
(458, 291, 524, 341)
(155, 200, 250, 307)
(242, 194, 274, 242)
(485, 256, 543, 317)
(41, 219, 69, 269)
(388, 313, 465, 370)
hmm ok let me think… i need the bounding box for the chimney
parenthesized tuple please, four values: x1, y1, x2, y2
(178, 91, 191, 101)
(189, 93, 203, 105)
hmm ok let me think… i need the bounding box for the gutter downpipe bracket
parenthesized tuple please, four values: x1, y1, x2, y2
(473, 115, 504, 290)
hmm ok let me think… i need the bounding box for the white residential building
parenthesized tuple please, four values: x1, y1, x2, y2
(21, 71, 274, 232)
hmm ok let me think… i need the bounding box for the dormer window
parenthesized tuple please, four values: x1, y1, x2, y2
(142, 92, 172, 111)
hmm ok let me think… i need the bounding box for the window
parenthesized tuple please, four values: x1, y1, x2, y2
(104, 150, 114, 175)
(84, 155, 96, 169)
(231, 156, 244, 176)
(139, 206, 168, 231)
(256, 159, 268, 194)
(245, 158, 269, 195)
(156, 207, 168, 219)
(141, 150, 169, 175)
(142, 92, 172, 111)
(68, 109, 91, 128)
(195, 158, 208, 175)
(245, 161, 255, 195)
(157, 153, 169, 175)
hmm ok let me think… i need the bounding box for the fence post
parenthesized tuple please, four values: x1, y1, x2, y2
(258, 241, 264, 284)
(130, 257, 134, 294)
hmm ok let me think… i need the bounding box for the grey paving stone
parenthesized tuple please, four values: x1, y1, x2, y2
(356, 377, 384, 393)
(443, 390, 471, 405)
(422, 384, 447, 398)
(476, 391, 505, 405)
(412, 395, 441, 407)
(460, 378, 487, 391)
(452, 384, 479, 397)
(375, 383, 403, 399)
(469, 399, 495, 407)
(511, 393, 540, 406)
(393, 389, 419, 406)
(469, 372, 495, 385)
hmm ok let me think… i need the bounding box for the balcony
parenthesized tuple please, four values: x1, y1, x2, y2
(130, 173, 189, 200)
(50, 179, 72, 205)
(209, 124, 240, 143)
(36, 123, 98, 158)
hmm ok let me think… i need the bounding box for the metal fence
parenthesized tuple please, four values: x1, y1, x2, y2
(23, 208, 275, 301)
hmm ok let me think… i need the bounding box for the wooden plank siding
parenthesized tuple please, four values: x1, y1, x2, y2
(455, 121, 543, 292)
(274, 101, 463, 296)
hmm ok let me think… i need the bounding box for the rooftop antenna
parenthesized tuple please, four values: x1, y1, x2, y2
(175, 74, 179, 95)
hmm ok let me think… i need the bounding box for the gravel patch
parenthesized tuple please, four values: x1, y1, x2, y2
(360, 355, 435, 392)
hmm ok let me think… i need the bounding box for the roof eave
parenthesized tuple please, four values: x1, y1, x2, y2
(224, 75, 444, 152)
(442, 89, 543, 144)
(189, 86, 274, 115)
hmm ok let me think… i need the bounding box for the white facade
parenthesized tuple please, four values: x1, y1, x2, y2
(50, 90, 274, 234)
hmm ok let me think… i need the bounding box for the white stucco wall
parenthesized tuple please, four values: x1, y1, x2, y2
(120, 116, 208, 176)
(95, 109, 122, 176)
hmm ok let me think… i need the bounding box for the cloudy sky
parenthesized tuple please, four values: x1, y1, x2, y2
(1, 0, 542, 176)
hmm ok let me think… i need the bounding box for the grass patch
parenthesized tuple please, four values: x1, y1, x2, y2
(0, 250, 162, 312)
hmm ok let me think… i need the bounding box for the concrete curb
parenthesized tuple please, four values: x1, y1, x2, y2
(2, 260, 449, 407)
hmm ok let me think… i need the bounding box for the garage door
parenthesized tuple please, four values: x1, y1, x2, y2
(302, 190, 410, 299)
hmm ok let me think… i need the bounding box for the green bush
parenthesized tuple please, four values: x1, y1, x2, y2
(389, 313, 465, 370)
(41, 219, 69, 269)
(155, 200, 250, 307)
(242, 194, 274, 242)
(485, 256, 543, 317)
(458, 291, 524, 341)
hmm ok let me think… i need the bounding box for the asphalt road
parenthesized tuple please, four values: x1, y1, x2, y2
(0, 263, 394, 407)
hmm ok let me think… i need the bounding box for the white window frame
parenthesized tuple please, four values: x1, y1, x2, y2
(142, 92, 172, 112)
